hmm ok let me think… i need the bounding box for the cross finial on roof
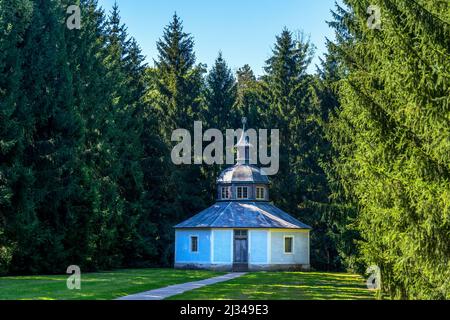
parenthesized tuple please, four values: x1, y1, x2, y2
(238, 117, 249, 146)
(236, 117, 251, 165)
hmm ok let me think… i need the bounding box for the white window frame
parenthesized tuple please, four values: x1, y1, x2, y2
(256, 187, 265, 200)
(221, 186, 230, 200)
(236, 186, 249, 199)
(190, 235, 199, 253)
(284, 235, 294, 254)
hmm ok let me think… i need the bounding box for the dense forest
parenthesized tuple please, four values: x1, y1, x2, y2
(0, 0, 448, 299)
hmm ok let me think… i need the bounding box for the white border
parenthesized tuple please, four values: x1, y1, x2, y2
(248, 230, 252, 263)
(307, 231, 310, 264)
(210, 230, 214, 263)
(230, 230, 234, 262)
(174, 231, 178, 263)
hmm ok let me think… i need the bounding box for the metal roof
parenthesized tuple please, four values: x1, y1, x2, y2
(174, 201, 311, 229)
(217, 165, 270, 184)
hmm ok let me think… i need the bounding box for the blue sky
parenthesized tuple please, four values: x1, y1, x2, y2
(97, 0, 340, 75)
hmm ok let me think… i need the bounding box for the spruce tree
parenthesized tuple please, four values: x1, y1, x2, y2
(262, 29, 337, 270)
(204, 52, 238, 130)
(153, 14, 208, 265)
(235, 64, 262, 127)
(327, 0, 450, 298)
(261, 28, 314, 208)
(155, 13, 205, 132)
(9, 0, 85, 273)
(63, 0, 127, 270)
(201, 53, 238, 202)
(0, 0, 34, 274)
(311, 49, 361, 271)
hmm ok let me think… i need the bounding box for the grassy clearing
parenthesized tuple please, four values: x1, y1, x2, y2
(169, 271, 375, 300)
(0, 269, 375, 300)
(0, 268, 224, 300)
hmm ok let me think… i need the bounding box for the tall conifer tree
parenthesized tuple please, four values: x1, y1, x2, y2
(0, 0, 34, 274)
(327, 0, 450, 298)
(153, 14, 208, 264)
(204, 52, 238, 130)
(262, 29, 335, 270)
(10, 0, 84, 273)
(235, 64, 262, 127)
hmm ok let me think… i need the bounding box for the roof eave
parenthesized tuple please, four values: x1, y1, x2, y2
(174, 225, 312, 230)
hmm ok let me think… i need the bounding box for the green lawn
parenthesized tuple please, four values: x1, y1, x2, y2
(169, 272, 375, 300)
(0, 269, 375, 300)
(0, 268, 224, 300)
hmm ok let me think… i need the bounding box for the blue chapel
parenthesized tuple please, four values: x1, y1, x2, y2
(174, 122, 311, 272)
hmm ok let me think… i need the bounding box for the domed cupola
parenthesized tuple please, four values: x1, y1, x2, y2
(216, 118, 269, 202)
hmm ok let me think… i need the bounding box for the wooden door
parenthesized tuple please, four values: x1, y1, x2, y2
(233, 230, 248, 271)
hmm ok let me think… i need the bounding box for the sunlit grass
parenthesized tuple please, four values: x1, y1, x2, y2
(1, 269, 375, 300)
(0, 268, 224, 300)
(168, 271, 375, 300)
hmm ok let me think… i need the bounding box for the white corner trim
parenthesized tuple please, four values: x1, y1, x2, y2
(307, 231, 311, 264)
(230, 230, 234, 263)
(248, 230, 252, 263)
(174, 232, 177, 263)
(210, 230, 214, 263)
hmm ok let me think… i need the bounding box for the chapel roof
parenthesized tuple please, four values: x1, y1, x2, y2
(174, 201, 311, 229)
(175, 118, 311, 230)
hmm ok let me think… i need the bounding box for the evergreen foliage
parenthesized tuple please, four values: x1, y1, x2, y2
(323, 0, 450, 299)
(202, 52, 239, 199)
(0, 0, 448, 300)
(152, 14, 209, 265)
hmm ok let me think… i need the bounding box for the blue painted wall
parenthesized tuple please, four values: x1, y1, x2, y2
(249, 230, 268, 264)
(175, 228, 310, 266)
(212, 230, 232, 263)
(175, 230, 211, 264)
(270, 231, 309, 264)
